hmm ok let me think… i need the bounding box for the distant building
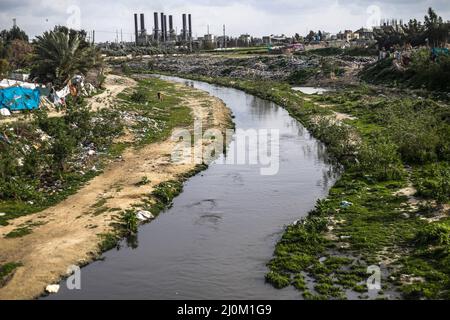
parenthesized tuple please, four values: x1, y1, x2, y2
(262, 34, 291, 45)
(354, 28, 374, 40)
(238, 34, 251, 47)
(337, 30, 357, 42)
(262, 36, 272, 45)
(321, 32, 332, 41)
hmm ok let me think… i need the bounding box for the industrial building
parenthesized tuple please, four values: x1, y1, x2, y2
(133, 12, 193, 47)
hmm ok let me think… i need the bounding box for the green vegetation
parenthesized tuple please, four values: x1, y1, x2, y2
(374, 8, 449, 49)
(122, 210, 138, 235)
(298, 47, 377, 57)
(362, 8, 450, 91)
(30, 26, 102, 87)
(361, 51, 450, 91)
(0, 25, 32, 72)
(0, 77, 192, 228)
(151, 71, 449, 299)
(0, 262, 22, 286)
(5, 226, 33, 238)
(0, 99, 123, 226)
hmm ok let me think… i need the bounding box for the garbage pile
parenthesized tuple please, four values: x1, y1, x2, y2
(0, 74, 97, 117)
(130, 54, 321, 81)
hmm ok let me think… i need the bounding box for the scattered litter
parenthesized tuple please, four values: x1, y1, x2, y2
(401, 213, 410, 219)
(340, 235, 352, 240)
(0, 108, 11, 116)
(0, 132, 11, 144)
(400, 274, 425, 284)
(319, 257, 327, 264)
(87, 150, 96, 156)
(0, 213, 5, 217)
(340, 201, 353, 208)
(136, 210, 154, 222)
(45, 284, 60, 294)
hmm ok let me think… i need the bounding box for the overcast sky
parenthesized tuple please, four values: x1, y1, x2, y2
(1, 0, 449, 42)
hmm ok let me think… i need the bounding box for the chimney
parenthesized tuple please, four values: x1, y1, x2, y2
(163, 15, 168, 41)
(160, 13, 165, 42)
(140, 13, 145, 33)
(134, 13, 139, 45)
(169, 15, 173, 32)
(182, 14, 187, 41)
(154, 12, 159, 40)
(188, 14, 192, 40)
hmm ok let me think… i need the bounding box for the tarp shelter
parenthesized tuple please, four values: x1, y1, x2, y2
(0, 79, 38, 89)
(0, 86, 41, 111)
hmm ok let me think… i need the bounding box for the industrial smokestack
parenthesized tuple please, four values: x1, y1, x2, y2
(140, 13, 145, 33)
(160, 13, 165, 42)
(134, 13, 138, 45)
(188, 14, 192, 40)
(163, 15, 168, 42)
(169, 15, 173, 31)
(182, 14, 187, 41)
(154, 12, 159, 40)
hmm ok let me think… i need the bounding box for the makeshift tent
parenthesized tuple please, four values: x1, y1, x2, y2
(0, 79, 38, 89)
(0, 86, 41, 111)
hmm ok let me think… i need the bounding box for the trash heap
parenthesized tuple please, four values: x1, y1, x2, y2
(0, 75, 97, 117)
(130, 54, 321, 81)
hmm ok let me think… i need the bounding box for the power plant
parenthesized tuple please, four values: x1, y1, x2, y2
(134, 12, 193, 47)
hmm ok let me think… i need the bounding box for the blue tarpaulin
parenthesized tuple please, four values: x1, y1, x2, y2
(0, 86, 41, 111)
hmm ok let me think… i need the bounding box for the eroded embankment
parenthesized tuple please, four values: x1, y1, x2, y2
(0, 76, 232, 300)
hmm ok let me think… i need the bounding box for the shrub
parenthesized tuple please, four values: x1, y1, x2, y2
(358, 135, 402, 181)
(122, 210, 138, 235)
(0, 58, 9, 77)
(130, 90, 148, 103)
(415, 164, 450, 204)
(416, 224, 450, 246)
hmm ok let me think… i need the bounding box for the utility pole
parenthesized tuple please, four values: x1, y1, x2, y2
(121, 29, 123, 43)
(12, 18, 17, 28)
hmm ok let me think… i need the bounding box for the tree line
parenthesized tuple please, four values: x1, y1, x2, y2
(0, 25, 102, 89)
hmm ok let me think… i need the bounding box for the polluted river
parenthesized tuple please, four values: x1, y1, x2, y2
(46, 76, 337, 300)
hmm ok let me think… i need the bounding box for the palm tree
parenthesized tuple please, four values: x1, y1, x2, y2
(31, 30, 101, 88)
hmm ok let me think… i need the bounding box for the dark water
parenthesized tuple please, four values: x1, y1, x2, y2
(46, 76, 336, 300)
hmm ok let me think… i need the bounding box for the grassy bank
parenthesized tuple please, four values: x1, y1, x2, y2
(141, 69, 449, 299)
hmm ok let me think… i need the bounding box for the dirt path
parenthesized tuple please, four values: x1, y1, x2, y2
(0, 80, 231, 300)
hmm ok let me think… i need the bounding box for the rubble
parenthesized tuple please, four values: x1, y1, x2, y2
(130, 54, 321, 81)
(129, 53, 375, 85)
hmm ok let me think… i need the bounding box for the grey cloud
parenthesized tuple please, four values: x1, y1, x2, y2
(0, 0, 448, 41)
